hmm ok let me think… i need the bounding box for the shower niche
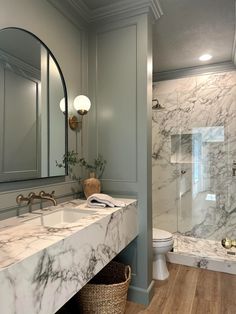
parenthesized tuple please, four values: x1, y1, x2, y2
(170, 133, 202, 164)
(170, 127, 224, 165)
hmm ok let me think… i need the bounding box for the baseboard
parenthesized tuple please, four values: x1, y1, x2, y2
(127, 280, 155, 306)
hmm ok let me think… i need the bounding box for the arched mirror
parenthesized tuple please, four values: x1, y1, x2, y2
(0, 28, 68, 183)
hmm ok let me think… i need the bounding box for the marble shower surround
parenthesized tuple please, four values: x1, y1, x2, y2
(0, 199, 138, 314)
(152, 71, 236, 241)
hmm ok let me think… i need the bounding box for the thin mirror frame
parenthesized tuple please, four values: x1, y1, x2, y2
(0, 27, 68, 183)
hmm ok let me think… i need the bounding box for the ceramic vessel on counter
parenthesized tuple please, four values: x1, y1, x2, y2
(83, 172, 101, 198)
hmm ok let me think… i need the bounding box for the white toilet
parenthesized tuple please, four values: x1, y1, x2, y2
(153, 228, 174, 280)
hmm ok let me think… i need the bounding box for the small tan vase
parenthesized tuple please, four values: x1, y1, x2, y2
(83, 172, 101, 199)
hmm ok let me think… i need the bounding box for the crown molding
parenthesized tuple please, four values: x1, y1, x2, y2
(47, 0, 90, 29)
(153, 61, 236, 82)
(0, 49, 40, 80)
(67, 0, 90, 22)
(47, 0, 163, 29)
(90, 0, 163, 23)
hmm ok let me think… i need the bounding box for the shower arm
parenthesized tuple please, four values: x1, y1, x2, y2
(152, 98, 165, 110)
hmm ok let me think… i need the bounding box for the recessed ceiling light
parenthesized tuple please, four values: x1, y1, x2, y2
(199, 54, 212, 61)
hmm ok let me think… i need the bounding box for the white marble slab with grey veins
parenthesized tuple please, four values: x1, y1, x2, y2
(167, 234, 236, 275)
(152, 71, 236, 241)
(0, 198, 138, 314)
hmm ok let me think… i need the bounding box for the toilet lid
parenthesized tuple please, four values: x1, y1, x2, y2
(153, 228, 173, 242)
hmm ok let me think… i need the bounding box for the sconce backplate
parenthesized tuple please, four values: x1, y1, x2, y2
(69, 116, 80, 130)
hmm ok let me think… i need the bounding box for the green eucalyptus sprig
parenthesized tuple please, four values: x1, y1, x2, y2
(56, 151, 107, 179)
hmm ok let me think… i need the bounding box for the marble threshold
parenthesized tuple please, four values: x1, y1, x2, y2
(167, 234, 236, 275)
(0, 198, 138, 314)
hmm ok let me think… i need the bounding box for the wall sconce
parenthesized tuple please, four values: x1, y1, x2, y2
(74, 95, 91, 115)
(60, 95, 91, 131)
(59, 98, 66, 113)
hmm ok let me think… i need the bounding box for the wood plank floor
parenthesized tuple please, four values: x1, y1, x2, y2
(125, 263, 236, 314)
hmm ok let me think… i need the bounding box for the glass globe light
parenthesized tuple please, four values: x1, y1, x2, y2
(74, 95, 91, 115)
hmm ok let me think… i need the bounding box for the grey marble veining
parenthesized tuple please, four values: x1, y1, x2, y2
(152, 71, 236, 241)
(167, 234, 236, 275)
(0, 198, 138, 314)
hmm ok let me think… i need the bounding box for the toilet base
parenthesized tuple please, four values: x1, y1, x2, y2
(153, 253, 169, 280)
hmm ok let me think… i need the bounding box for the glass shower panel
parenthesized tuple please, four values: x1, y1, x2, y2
(177, 72, 236, 241)
(152, 83, 179, 234)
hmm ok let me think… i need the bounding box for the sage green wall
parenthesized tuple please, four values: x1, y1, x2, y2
(88, 13, 153, 305)
(0, 0, 154, 306)
(0, 0, 88, 217)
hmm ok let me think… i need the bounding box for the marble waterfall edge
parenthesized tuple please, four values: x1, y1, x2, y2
(0, 199, 138, 314)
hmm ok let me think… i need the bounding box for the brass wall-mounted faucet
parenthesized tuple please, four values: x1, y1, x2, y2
(16, 194, 31, 216)
(16, 194, 31, 205)
(16, 191, 57, 215)
(28, 191, 57, 206)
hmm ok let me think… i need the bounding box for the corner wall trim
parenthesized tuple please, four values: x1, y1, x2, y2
(127, 280, 155, 306)
(153, 61, 236, 82)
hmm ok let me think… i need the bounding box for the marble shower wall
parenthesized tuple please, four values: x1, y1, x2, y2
(152, 71, 236, 241)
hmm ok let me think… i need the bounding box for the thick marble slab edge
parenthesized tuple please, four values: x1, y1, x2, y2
(167, 234, 236, 275)
(0, 199, 138, 314)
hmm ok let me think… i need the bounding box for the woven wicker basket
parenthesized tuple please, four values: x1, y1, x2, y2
(77, 261, 131, 314)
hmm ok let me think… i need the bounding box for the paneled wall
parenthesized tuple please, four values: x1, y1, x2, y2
(88, 14, 153, 304)
(0, 63, 40, 181)
(96, 25, 137, 182)
(0, 0, 87, 217)
(152, 71, 236, 241)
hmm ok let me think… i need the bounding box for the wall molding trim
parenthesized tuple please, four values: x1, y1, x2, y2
(128, 280, 155, 306)
(47, 0, 163, 29)
(153, 61, 236, 82)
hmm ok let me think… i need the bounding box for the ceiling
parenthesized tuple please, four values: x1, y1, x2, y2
(83, 0, 236, 73)
(84, 0, 118, 10)
(70, 0, 236, 74)
(153, 0, 236, 73)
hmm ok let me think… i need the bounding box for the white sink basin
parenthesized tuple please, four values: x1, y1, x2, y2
(24, 208, 98, 228)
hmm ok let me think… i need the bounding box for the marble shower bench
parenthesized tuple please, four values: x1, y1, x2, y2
(0, 198, 138, 314)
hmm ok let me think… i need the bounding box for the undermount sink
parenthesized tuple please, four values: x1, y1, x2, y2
(24, 208, 98, 228)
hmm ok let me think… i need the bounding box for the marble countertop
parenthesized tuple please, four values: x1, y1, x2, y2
(0, 198, 138, 314)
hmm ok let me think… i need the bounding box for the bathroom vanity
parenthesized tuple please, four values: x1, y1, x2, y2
(0, 198, 138, 314)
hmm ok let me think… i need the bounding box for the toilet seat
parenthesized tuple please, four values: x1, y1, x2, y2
(153, 238, 174, 248)
(153, 228, 173, 242)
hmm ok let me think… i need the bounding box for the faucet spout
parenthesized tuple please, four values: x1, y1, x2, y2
(40, 195, 57, 206)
